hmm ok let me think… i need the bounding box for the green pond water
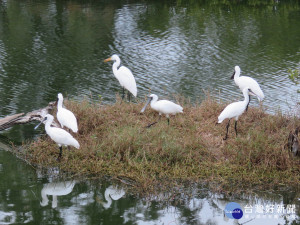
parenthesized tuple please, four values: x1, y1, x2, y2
(0, 0, 299, 224)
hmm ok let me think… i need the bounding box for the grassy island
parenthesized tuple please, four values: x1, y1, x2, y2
(18, 96, 300, 194)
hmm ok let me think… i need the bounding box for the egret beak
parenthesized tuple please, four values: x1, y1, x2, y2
(104, 57, 112, 63)
(231, 71, 235, 79)
(34, 117, 47, 130)
(140, 98, 152, 113)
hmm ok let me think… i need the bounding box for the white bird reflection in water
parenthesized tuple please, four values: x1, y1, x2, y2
(40, 181, 76, 208)
(97, 185, 126, 209)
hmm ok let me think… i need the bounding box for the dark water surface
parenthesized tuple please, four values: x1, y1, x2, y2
(0, 146, 299, 225)
(0, 0, 299, 224)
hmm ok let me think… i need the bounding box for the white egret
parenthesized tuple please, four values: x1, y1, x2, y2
(141, 94, 183, 126)
(104, 54, 137, 101)
(56, 93, 78, 133)
(217, 87, 251, 140)
(41, 181, 76, 208)
(35, 114, 80, 159)
(231, 66, 264, 110)
(100, 185, 125, 209)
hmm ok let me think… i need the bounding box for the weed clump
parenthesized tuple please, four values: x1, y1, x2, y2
(21, 96, 300, 193)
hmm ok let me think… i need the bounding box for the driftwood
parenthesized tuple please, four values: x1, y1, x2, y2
(0, 101, 59, 131)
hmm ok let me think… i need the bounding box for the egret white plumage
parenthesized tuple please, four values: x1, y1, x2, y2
(35, 114, 80, 159)
(217, 87, 251, 140)
(57, 93, 78, 133)
(104, 54, 137, 101)
(231, 66, 264, 109)
(141, 94, 183, 126)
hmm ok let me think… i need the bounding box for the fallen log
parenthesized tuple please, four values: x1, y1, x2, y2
(0, 102, 59, 131)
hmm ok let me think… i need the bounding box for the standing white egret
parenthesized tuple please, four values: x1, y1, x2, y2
(141, 94, 183, 126)
(35, 114, 80, 159)
(57, 93, 78, 133)
(104, 54, 137, 101)
(217, 87, 251, 140)
(231, 66, 264, 110)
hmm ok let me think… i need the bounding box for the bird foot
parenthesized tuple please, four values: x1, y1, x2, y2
(145, 122, 158, 128)
(56, 153, 62, 162)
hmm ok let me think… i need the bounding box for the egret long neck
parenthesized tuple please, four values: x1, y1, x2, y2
(112, 58, 121, 76)
(234, 69, 240, 80)
(243, 91, 250, 105)
(57, 98, 63, 109)
(150, 96, 158, 108)
(45, 117, 53, 130)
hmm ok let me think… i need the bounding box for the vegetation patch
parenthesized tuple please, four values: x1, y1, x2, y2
(17, 95, 300, 194)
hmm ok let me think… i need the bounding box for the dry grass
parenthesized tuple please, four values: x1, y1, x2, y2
(19, 95, 300, 194)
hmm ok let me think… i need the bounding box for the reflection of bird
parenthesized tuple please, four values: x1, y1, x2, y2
(104, 54, 137, 101)
(217, 87, 250, 140)
(141, 94, 183, 126)
(40, 181, 76, 208)
(100, 185, 125, 209)
(57, 93, 78, 133)
(231, 66, 264, 109)
(34, 114, 80, 160)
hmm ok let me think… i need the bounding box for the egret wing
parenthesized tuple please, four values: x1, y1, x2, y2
(237, 76, 264, 101)
(218, 101, 246, 123)
(57, 108, 78, 132)
(155, 100, 183, 115)
(48, 127, 80, 149)
(116, 66, 137, 97)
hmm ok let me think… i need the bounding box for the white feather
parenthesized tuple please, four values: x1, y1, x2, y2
(116, 66, 137, 97)
(105, 54, 137, 97)
(44, 114, 80, 149)
(218, 87, 250, 123)
(142, 94, 183, 118)
(232, 66, 264, 101)
(57, 93, 78, 133)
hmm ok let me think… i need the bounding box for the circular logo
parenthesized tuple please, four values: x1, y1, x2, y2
(225, 202, 243, 219)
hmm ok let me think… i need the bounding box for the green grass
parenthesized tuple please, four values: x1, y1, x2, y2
(18, 95, 300, 194)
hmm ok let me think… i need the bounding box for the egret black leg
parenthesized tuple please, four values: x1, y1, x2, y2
(234, 121, 238, 136)
(57, 146, 63, 161)
(167, 118, 170, 125)
(146, 115, 161, 128)
(246, 95, 251, 111)
(146, 121, 158, 128)
(127, 91, 131, 102)
(122, 87, 125, 100)
(223, 119, 231, 140)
